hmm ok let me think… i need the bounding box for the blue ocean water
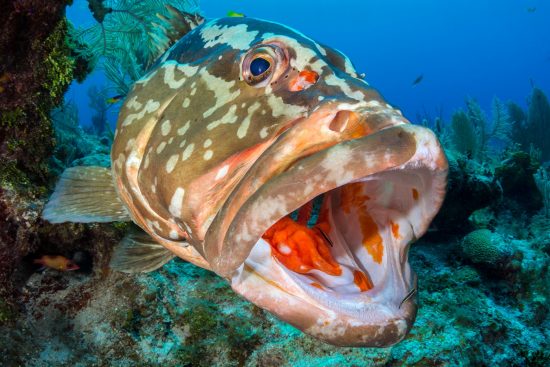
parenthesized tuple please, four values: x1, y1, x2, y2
(66, 0, 550, 129)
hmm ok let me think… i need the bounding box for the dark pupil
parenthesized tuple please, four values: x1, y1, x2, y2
(250, 57, 271, 77)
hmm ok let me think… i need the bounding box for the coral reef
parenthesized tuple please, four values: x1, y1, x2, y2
(495, 151, 543, 212)
(432, 150, 500, 233)
(534, 168, 550, 218)
(460, 229, 511, 268)
(512, 88, 550, 161)
(1, 226, 547, 366)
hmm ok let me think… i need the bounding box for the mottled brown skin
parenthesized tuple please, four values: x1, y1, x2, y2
(110, 17, 448, 346)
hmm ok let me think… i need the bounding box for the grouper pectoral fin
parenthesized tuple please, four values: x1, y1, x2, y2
(110, 227, 176, 273)
(42, 166, 132, 223)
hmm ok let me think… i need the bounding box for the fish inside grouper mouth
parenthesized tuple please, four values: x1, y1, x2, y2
(43, 13, 448, 348)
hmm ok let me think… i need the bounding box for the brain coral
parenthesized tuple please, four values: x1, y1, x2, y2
(461, 229, 510, 267)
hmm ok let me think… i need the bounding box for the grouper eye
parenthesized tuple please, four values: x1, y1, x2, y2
(250, 57, 271, 77)
(242, 44, 287, 87)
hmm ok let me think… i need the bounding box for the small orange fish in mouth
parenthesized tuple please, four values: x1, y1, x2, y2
(43, 12, 448, 347)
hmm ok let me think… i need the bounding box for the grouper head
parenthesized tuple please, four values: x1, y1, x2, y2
(111, 17, 448, 347)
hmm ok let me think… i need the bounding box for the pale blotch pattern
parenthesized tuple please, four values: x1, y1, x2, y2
(267, 94, 307, 118)
(264, 35, 327, 74)
(163, 62, 199, 89)
(201, 23, 259, 50)
(169, 187, 185, 218)
(203, 139, 213, 148)
(156, 141, 167, 154)
(237, 102, 261, 139)
(125, 138, 136, 152)
(183, 98, 191, 108)
(207, 104, 238, 130)
(126, 96, 143, 111)
(182, 143, 195, 161)
(204, 150, 214, 161)
(201, 71, 241, 118)
(179, 139, 187, 148)
(122, 99, 160, 127)
(169, 230, 179, 240)
(161, 120, 172, 136)
(215, 165, 230, 180)
(177, 121, 191, 136)
(166, 154, 179, 174)
(325, 74, 364, 102)
(259, 127, 269, 139)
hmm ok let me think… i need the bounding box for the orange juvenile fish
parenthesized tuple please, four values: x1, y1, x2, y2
(34, 255, 79, 271)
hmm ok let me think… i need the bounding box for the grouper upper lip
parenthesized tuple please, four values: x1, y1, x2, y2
(202, 108, 448, 280)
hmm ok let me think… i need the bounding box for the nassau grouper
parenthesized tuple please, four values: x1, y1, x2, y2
(43, 9, 448, 347)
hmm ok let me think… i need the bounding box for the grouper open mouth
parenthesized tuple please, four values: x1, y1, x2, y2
(43, 15, 450, 348)
(203, 111, 448, 347)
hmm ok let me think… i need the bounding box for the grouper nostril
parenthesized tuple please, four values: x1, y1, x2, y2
(329, 110, 353, 132)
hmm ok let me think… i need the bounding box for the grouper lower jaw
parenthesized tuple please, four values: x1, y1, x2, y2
(216, 123, 447, 347)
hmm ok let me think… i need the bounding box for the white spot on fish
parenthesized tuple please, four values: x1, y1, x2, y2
(207, 105, 238, 130)
(215, 165, 229, 180)
(179, 139, 187, 148)
(278, 243, 292, 255)
(169, 230, 179, 240)
(169, 187, 185, 218)
(203, 139, 212, 148)
(237, 102, 261, 139)
(201, 71, 240, 118)
(267, 94, 307, 118)
(204, 150, 213, 161)
(125, 138, 136, 151)
(166, 154, 179, 173)
(177, 121, 191, 136)
(183, 98, 191, 108)
(163, 62, 198, 89)
(127, 96, 142, 111)
(115, 153, 125, 170)
(161, 120, 171, 136)
(182, 143, 195, 161)
(325, 74, 364, 102)
(156, 142, 167, 154)
(259, 127, 269, 139)
(122, 99, 160, 127)
(201, 23, 259, 50)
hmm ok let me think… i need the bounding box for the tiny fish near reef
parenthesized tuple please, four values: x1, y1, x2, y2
(43, 8, 448, 347)
(33, 255, 79, 271)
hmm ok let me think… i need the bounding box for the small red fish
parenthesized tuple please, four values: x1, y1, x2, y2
(33, 255, 79, 271)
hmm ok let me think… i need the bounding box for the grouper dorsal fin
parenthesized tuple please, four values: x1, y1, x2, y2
(42, 166, 131, 223)
(150, 5, 205, 56)
(110, 227, 176, 273)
